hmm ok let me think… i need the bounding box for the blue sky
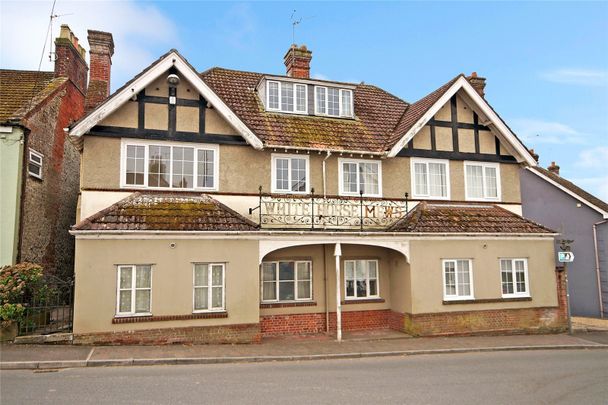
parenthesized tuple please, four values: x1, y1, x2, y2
(2, 1, 607, 199)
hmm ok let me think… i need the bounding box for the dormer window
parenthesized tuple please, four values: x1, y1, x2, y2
(315, 86, 353, 118)
(266, 80, 307, 114)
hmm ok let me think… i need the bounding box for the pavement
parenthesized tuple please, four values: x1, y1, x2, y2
(1, 329, 607, 370)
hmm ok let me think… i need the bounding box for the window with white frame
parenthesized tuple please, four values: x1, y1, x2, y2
(315, 86, 354, 117)
(116, 265, 152, 316)
(261, 261, 312, 302)
(266, 80, 307, 114)
(271, 154, 309, 193)
(465, 162, 500, 200)
(193, 263, 225, 312)
(500, 258, 529, 297)
(122, 141, 218, 190)
(339, 159, 381, 197)
(28, 149, 43, 179)
(344, 260, 379, 299)
(411, 158, 449, 199)
(443, 259, 474, 300)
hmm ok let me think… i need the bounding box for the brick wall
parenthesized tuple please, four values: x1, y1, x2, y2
(19, 80, 83, 278)
(260, 309, 402, 337)
(73, 323, 261, 345)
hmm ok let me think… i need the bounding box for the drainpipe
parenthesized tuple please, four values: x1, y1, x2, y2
(334, 243, 342, 342)
(322, 150, 332, 198)
(593, 219, 607, 318)
(323, 244, 329, 333)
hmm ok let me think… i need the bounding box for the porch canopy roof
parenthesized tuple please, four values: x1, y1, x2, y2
(388, 202, 555, 234)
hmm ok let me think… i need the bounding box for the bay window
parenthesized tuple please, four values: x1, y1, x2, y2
(344, 260, 379, 299)
(261, 261, 312, 302)
(465, 162, 500, 200)
(271, 154, 309, 193)
(339, 158, 382, 197)
(411, 158, 449, 199)
(443, 259, 473, 300)
(122, 140, 218, 191)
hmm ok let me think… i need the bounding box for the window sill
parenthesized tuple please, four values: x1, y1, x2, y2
(442, 297, 532, 305)
(260, 301, 316, 309)
(112, 312, 228, 324)
(342, 298, 385, 305)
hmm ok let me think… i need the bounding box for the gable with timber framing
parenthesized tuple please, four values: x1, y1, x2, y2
(400, 92, 516, 163)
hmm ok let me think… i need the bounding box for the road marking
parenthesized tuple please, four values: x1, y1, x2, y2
(86, 348, 95, 362)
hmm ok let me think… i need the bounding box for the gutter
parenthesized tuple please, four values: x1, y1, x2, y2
(593, 219, 607, 318)
(266, 144, 387, 158)
(70, 229, 559, 238)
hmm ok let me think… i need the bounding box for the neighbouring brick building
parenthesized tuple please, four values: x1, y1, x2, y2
(68, 45, 567, 344)
(0, 25, 114, 279)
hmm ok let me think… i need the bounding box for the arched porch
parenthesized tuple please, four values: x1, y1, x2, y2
(258, 239, 411, 339)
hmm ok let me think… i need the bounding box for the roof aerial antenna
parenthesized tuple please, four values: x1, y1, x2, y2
(48, 12, 75, 61)
(291, 10, 302, 45)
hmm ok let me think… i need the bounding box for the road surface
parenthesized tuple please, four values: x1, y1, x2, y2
(2, 349, 607, 404)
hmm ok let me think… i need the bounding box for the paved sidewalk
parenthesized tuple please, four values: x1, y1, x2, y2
(1, 332, 606, 370)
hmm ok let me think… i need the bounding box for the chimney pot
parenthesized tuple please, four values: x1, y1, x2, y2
(284, 44, 312, 79)
(528, 148, 540, 162)
(467, 72, 486, 97)
(548, 161, 560, 176)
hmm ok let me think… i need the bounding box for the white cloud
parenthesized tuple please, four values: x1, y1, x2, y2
(0, 0, 178, 90)
(312, 73, 329, 80)
(577, 146, 608, 169)
(510, 118, 588, 145)
(540, 68, 608, 86)
(570, 175, 608, 202)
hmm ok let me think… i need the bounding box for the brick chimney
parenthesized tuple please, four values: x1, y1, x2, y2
(284, 44, 312, 79)
(85, 29, 115, 112)
(548, 161, 560, 175)
(467, 72, 486, 97)
(528, 148, 540, 162)
(54, 25, 88, 94)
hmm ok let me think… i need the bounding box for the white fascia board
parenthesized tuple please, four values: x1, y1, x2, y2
(387, 76, 537, 166)
(526, 167, 608, 219)
(69, 51, 263, 150)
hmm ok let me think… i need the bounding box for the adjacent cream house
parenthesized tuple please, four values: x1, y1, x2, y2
(68, 46, 566, 344)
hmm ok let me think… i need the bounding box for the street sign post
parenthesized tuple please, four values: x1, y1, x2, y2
(558, 251, 575, 263)
(557, 239, 574, 335)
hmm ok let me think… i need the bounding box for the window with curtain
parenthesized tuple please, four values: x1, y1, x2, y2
(465, 162, 500, 200)
(344, 260, 379, 299)
(443, 259, 473, 300)
(340, 159, 381, 196)
(193, 263, 225, 311)
(117, 265, 152, 315)
(411, 159, 449, 199)
(272, 155, 308, 193)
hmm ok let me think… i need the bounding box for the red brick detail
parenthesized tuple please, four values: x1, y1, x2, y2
(403, 306, 566, 337)
(54, 39, 88, 94)
(283, 45, 312, 78)
(85, 30, 114, 112)
(260, 301, 317, 309)
(112, 312, 228, 324)
(342, 298, 385, 305)
(73, 323, 261, 345)
(260, 309, 404, 337)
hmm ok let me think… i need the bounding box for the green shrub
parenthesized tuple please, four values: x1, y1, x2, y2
(0, 263, 45, 326)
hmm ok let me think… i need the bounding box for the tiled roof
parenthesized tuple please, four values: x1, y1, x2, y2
(385, 75, 462, 148)
(73, 192, 259, 231)
(388, 202, 554, 234)
(531, 166, 608, 214)
(200, 67, 409, 152)
(0, 69, 67, 123)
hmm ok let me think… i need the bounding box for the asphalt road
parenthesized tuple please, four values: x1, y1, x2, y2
(1, 350, 607, 404)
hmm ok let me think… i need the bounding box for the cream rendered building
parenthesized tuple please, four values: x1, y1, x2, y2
(68, 47, 566, 344)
